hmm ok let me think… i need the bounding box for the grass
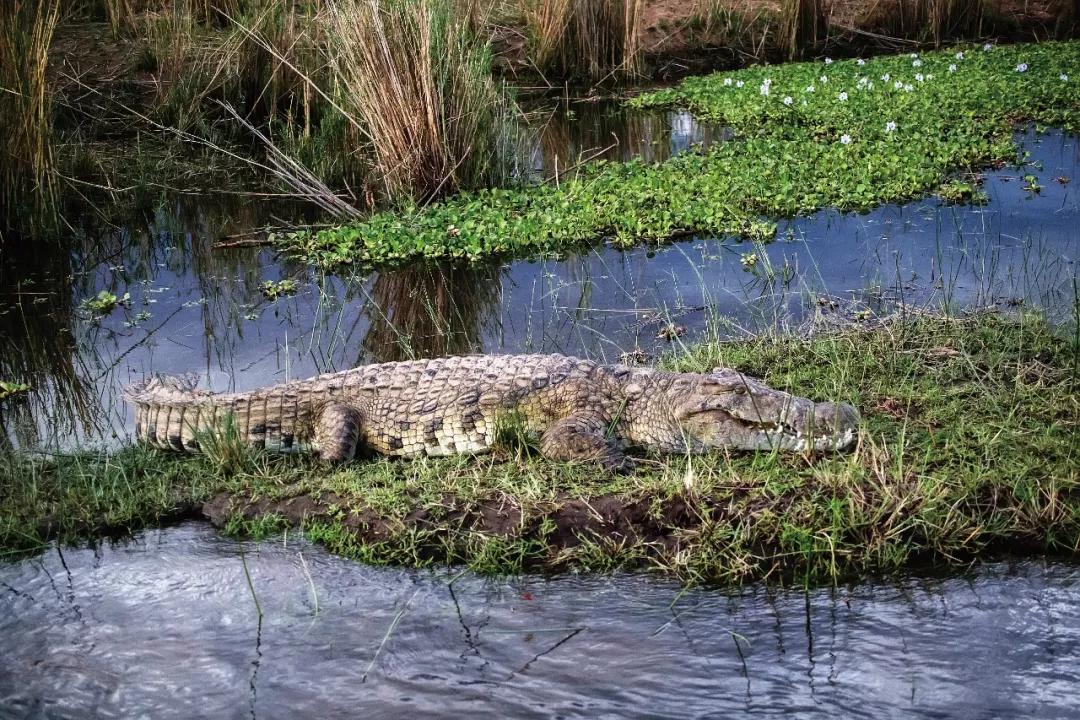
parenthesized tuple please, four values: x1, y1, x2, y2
(2, 312, 1077, 584)
(284, 40, 1080, 269)
(0, 0, 60, 236)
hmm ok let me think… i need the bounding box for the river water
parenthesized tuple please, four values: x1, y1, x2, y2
(2, 523, 1079, 719)
(1, 110, 1079, 718)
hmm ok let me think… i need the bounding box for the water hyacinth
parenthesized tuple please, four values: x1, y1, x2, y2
(1016, 63, 1029, 73)
(1063, 74, 1070, 81)
(913, 59, 923, 67)
(882, 73, 890, 81)
(916, 73, 924, 82)
(783, 96, 793, 106)
(298, 42, 1080, 268)
(838, 91, 848, 102)
(857, 58, 866, 66)
(724, 78, 733, 86)
(984, 43, 994, 51)
(820, 75, 828, 83)
(949, 64, 957, 72)
(736, 80, 744, 88)
(825, 57, 833, 64)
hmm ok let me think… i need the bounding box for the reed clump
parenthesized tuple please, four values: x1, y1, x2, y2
(323, 0, 518, 202)
(521, 0, 644, 81)
(859, 0, 989, 47)
(0, 0, 61, 237)
(780, 0, 830, 59)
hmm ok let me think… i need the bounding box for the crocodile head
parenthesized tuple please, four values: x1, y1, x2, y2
(673, 368, 859, 452)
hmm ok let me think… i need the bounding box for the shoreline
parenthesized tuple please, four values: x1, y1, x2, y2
(3, 312, 1076, 584)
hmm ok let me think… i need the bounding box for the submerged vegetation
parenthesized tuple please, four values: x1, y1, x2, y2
(1, 313, 1076, 583)
(287, 40, 1080, 268)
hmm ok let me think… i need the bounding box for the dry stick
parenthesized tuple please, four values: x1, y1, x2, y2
(216, 100, 361, 219)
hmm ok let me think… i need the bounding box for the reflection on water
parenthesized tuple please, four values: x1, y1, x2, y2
(525, 100, 731, 181)
(363, 263, 503, 363)
(0, 128, 1077, 449)
(2, 522, 1079, 719)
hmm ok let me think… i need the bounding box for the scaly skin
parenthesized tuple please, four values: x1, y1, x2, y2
(124, 354, 860, 470)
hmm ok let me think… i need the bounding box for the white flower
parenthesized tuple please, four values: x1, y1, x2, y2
(956, 51, 965, 60)
(783, 95, 793, 106)
(885, 121, 897, 133)
(840, 134, 852, 145)
(1062, 73, 1070, 81)
(838, 91, 848, 101)
(723, 77, 733, 86)
(926, 74, 933, 80)
(894, 80, 903, 89)
(910, 53, 919, 58)
(825, 57, 833, 64)
(983, 43, 993, 51)
(881, 73, 891, 81)
(759, 82, 770, 96)
(820, 75, 829, 83)
(904, 83, 914, 92)
(1016, 63, 1028, 73)
(806, 85, 815, 92)
(915, 73, 924, 82)
(913, 59, 923, 67)
(736, 80, 744, 88)
(857, 76, 870, 87)
(949, 63, 957, 72)
(857, 58, 866, 65)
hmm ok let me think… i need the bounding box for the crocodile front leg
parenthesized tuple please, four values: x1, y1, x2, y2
(539, 413, 634, 472)
(314, 402, 366, 461)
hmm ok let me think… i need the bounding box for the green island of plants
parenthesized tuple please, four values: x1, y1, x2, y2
(2, 313, 1076, 584)
(285, 40, 1080, 269)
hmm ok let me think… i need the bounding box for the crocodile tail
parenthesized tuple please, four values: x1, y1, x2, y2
(124, 376, 220, 453)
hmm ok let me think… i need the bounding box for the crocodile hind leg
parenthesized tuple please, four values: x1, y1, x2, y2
(539, 414, 634, 472)
(314, 403, 366, 462)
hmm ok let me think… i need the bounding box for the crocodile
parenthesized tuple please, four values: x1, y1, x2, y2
(125, 354, 860, 470)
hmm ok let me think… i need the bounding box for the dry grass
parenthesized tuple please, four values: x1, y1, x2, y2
(858, 0, 989, 46)
(521, 0, 645, 81)
(780, 0, 830, 58)
(323, 0, 517, 202)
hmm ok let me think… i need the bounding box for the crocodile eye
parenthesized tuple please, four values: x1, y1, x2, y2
(733, 386, 747, 395)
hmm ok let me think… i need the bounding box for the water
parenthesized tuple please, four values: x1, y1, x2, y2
(2, 523, 1079, 719)
(1, 126, 1076, 449)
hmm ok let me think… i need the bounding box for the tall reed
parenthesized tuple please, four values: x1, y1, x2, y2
(860, 0, 987, 47)
(521, 0, 644, 81)
(780, 0, 829, 60)
(324, 0, 518, 202)
(0, 0, 60, 236)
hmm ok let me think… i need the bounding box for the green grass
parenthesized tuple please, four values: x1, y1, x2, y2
(2, 313, 1077, 583)
(284, 40, 1080, 269)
